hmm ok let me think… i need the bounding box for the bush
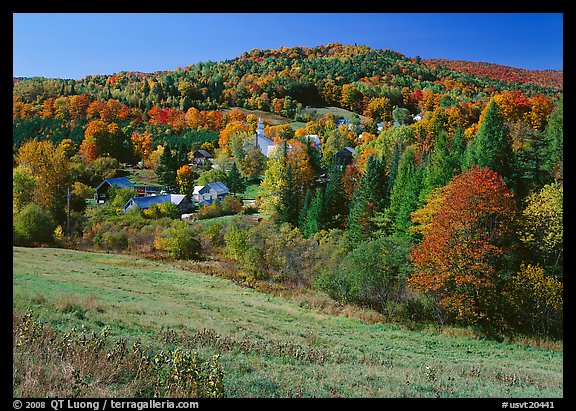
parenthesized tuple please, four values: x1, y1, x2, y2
(154, 220, 202, 260)
(197, 202, 223, 220)
(144, 202, 180, 219)
(223, 225, 249, 261)
(13, 203, 56, 246)
(221, 195, 244, 215)
(100, 229, 128, 251)
(505, 263, 563, 338)
(316, 235, 412, 313)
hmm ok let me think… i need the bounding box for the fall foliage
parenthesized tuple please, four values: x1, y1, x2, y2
(408, 166, 517, 322)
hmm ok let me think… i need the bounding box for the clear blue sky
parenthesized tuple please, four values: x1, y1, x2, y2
(13, 13, 563, 80)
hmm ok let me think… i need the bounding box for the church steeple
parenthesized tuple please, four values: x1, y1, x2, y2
(256, 117, 265, 139)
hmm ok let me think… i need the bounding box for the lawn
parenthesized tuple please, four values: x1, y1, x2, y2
(13, 246, 563, 398)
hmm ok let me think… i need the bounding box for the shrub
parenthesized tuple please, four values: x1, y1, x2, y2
(154, 220, 202, 260)
(223, 225, 249, 261)
(316, 235, 412, 313)
(221, 195, 244, 215)
(100, 229, 129, 251)
(203, 221, 225, 247)
(13, 203, 56, 246)
(144, 202, 180, 219)
(505, 263, 563, 338)
(197, 202, 223, 220)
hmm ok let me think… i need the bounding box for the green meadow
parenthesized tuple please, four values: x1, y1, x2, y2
(13, 246, 563, 398)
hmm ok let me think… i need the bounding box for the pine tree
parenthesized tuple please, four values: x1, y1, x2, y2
(542, 96, 563, 182)
(156, 145, 179, 193)
(278, 164, 300, 226)
(388, 145, 423, 234)
(420, 131, 453, 203)
(387, 141, 401, 195)
(298, 188, 313, 230)
(466, 99, 513, 182)
(323, 161, 348, 229)
(226, 161, 246, 196)
(347, 155, 388, 244)
(449, 124, 466, 173)
(302, 187, 325, 237)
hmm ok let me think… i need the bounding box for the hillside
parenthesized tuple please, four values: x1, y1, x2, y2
(424, 58, 563, 91)
(13, 246, 563, 398)
(12, 40, 564, 386)
(13, 43, 561, 114)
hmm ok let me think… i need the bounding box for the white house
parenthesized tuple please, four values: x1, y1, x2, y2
(122, 194, 193, 214)
(192, 182, 230, 206)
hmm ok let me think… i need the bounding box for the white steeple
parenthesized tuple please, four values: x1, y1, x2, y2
(256, 117, 265, 138)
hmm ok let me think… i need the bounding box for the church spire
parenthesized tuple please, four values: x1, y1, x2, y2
(256, 117, 265, 138)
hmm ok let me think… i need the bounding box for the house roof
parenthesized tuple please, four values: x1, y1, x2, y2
(123, 194, 188, 211)
(193, 185, 205, 195)
(206, 181, 229, 195)
(169, 194, 187, 205)
(124, 194, 171, 210)
(336, 147, 356, 156)
(194, 149, 213, 158)
(303, 134, 321, 147)
(96, 177, 134, 190)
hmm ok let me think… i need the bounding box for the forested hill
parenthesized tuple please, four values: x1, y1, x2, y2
(13, 43, 561, 117)
(424, 58, 563, 91)
(12, 43, 564, 339)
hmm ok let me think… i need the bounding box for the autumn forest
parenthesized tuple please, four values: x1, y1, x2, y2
(13, 43, 563, 341)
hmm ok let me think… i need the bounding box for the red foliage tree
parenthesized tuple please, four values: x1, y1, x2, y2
(408, 166, 517, 323)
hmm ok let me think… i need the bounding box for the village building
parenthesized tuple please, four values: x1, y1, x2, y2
(254, 117, 277, 157)
(94, 177, 134, 203)
(192, 149, 214, 166)
(122, 194, 193, 214)
(192, 181, 230, 206)
(334, 146, 356, 165)
(303, 134, 322, 149)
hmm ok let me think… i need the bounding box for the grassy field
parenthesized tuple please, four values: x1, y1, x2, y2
(13, 246, 563, 398)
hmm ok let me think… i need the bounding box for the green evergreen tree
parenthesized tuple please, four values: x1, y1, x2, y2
(449, 124, 466, 173)
(298, 188, 313, 231)
(156, 146, 179, 192)
(542, 96, 563, 182)
(387, 141, 401, 195)
(465, 99, 513, 182)
(420, 131, 454, 202)
(225, 161, 246, 196)
(277, 164, 300, 226)
(388, 145, 423, 234)
(302, 187, 325, 238)
(347, 155, 388, 244)
(323, 161, 348, 229)
(510, 125, 549, 199)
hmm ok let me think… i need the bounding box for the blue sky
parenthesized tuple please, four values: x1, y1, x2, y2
(13, 13, 563, 80)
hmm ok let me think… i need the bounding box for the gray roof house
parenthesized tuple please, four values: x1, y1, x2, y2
(334, 146, 356, 165)
(122, 194, 193, 214)
(192, 149, 214, 166)
(192, 182, 230, 206)
(95, 177, 134, 203)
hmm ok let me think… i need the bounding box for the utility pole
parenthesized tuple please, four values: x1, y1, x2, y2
(67, 186, 71, 240)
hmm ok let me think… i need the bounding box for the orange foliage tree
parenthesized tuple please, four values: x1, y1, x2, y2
(408, 166, 517, 323)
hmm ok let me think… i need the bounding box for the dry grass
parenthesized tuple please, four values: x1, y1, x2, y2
(13, 309, 223, 398)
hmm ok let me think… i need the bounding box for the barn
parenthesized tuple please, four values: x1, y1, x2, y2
(94, 177, 134, 203)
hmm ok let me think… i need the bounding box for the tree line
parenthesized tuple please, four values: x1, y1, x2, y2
(12, 44, 563, 339)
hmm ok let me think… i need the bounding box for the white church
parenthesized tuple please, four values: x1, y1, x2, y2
(252, 117, 322, 157)
(254, 117, 277, 157)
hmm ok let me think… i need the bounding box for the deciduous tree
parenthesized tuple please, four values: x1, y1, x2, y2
(408, 166, 517, 323)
